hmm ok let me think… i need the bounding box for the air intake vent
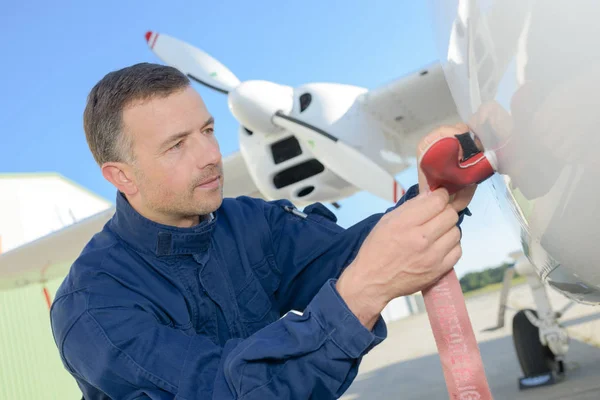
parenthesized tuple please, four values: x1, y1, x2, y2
(297, 186, 314, 197)
(273, 159, 324, 189)
(271, 136, 302, 164)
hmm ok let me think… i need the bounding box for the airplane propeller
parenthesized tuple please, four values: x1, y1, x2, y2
(145, 31, 240, 94)
(145, 31, 293, 135)
(145, 31, 404, 204)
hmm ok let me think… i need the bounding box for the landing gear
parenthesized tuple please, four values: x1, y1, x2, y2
(512, 309, 566, 389)
(483, 252, 571, 390)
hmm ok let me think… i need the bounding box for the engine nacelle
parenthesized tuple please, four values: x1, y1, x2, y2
(238, 124, 358, 205)
(237, 82, 405, 206)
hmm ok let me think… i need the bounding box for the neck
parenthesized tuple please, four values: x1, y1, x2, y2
(124, 193, 203, 228)
(158, 213, 201, 228)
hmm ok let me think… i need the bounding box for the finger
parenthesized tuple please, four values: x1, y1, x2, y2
(430, 225, 462, 262)
(422, 237, 461, 288)
(454, 122, 469, 131)
(441, 242, 463, 271)
(419, 204, 459, 243)
(450, 185, 477, 212)
(398, 187, 451, 226)
(417, 166, 430, 194)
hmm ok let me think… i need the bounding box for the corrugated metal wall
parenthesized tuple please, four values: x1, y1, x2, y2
(0, 277, 81, 400)
(0, 280, 426, 399)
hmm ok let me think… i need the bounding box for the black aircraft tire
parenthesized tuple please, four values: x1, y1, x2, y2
(512, 309, 555, 377)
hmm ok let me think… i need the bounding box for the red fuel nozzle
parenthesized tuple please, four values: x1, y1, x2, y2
(419, 132, 496, 195)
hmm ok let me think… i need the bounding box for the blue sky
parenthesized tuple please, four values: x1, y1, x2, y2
(0, 1, 521, 277)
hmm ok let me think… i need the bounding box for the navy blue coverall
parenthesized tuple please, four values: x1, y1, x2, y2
(50, 185, 468, 399)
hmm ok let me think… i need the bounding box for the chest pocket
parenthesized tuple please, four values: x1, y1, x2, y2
(235, 256, 279, 333)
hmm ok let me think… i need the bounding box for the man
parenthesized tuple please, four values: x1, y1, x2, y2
(50, 62, 476, 399)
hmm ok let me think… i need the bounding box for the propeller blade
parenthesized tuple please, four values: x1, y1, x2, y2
(272, 111, 405, 203)
(145, 31, 240, 94)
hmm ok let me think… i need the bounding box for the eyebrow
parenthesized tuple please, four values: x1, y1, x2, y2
(159, 116, 214, 151)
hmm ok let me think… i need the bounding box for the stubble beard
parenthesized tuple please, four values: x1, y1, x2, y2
(135, 165, 224, 224)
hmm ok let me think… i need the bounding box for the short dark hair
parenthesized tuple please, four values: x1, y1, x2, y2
(83, 62, 190, 166)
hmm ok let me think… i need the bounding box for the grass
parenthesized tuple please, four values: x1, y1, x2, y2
(463, 275, 527, 299)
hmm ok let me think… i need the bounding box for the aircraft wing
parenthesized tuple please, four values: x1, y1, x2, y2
(357, 61, 462, 163)
(0, 152, 262, 291)
(222, 151, 264, 199)
(0, 207, 115, 291)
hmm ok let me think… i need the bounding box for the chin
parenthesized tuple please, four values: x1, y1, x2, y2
(196, 190, 223, 214)
(208, 195, 223, 213)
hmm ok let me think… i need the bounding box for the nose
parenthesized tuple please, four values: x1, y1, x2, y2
(194, 134, 222, 169)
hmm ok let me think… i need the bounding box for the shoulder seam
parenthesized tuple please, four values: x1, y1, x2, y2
(52, 287, 89, 305)
(59, 310, 87, 374)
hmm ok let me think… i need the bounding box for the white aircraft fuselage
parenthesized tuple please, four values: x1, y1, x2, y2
(430, 0, 600, 304)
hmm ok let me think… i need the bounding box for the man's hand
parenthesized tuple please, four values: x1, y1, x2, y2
(417, 123, 480, 212)
(336, 188, 462, 330)
(336, 124, 483, 330)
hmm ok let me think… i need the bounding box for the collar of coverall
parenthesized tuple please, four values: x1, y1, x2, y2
(110, 191, 216, 257)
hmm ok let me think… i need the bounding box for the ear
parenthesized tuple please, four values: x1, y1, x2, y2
(101, 162, 138, 196)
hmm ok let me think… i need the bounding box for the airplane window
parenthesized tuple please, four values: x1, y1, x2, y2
(243, 127, 253, 135)
(299, 93, 312, 112)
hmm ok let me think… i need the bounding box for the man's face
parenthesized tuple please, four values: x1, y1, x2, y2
(122, 86, 224, 225)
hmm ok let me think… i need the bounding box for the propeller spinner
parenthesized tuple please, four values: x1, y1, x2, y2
(228, 81, 294, 135)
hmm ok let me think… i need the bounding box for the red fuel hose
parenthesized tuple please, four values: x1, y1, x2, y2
(419, 133, 496, 400)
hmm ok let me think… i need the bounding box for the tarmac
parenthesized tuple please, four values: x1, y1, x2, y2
(342, 282, 600, 399)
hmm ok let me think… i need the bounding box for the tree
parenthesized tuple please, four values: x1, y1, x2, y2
(459, 262, 517, 293)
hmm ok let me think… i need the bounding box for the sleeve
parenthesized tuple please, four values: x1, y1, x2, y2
(265, 185, 472, 313)
(57, 282, 386, 400)
(264, 184, 415, 312)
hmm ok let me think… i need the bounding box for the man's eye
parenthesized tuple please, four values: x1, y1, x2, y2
(171, 140, 183, 150)
(204, 127, 214, 135)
